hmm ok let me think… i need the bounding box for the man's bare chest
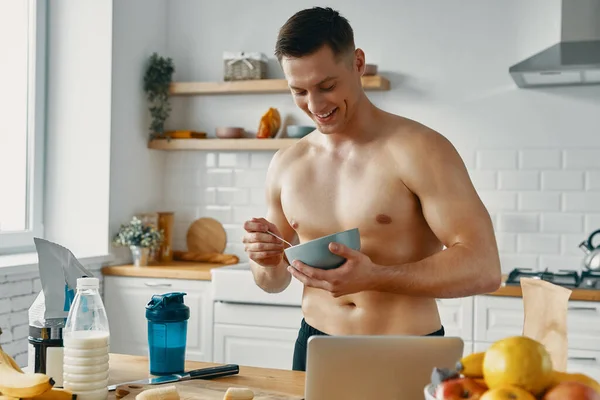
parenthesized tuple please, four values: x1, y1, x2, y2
(279, 162, 420, 241)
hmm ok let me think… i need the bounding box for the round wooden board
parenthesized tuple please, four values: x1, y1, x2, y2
(186, 217, 227, 254)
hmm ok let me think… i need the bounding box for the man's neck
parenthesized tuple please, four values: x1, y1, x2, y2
(320, 95, 382, 147)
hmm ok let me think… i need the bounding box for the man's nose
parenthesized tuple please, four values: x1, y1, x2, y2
(307, 92, 326, 114)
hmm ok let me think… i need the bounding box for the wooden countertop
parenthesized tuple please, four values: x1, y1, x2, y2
(101, 261, 230, 280)
(108, 354, 304, 398)
(487, 276, 600, 302)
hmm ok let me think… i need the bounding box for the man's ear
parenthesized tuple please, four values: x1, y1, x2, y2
(354, 48, 366, 75)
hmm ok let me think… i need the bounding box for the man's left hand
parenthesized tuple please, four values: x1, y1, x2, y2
(287, 242, 379, 298)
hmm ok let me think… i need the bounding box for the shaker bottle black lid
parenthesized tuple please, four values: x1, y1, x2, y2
(145, 292, 190, 322)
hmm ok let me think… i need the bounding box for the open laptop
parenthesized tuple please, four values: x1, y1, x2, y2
(304, 335, 464, 400)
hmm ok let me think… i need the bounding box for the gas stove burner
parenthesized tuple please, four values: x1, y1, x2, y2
(580, 269, 600, 289)
(505, 268, 581, 288)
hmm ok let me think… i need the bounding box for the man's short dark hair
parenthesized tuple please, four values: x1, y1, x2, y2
(275, 7, 355, 62)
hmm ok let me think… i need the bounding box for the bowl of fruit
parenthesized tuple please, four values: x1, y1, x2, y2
(426, 335, 600, 399)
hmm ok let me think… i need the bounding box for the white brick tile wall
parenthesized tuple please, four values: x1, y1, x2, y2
(518, 192, 560, 211)
(498, 171, 539, 190)
(564, 193, 600, 212)
(202, 205, 233, 223)
(476, 150, 518, 169)
(0, 264, 103, 367)
(500, 254, 538, 272)
(250, 152, 276, 169)
(468, 170, 497, 190)
(585, 214, 600, 232)
(517, 234, 560, 254)
(497, 213, 539, 232)
(205, 188, 216, 205)
(519, 150, 561, 170)
(218, 153, 249, 168)
(495, 233, 517, 253)
(478, 191, 517, 211)
(562, 234, 587, 256)
(541, 171, 585, 191)
(541, 213, 583, 233)
(163, 147, 600, 282)
(564, 150, 600, 169)
(587, 172, 600, 191)
(234, 169, 267, 188)
(0, 299, 11, 315)
(539, 255, 585, 272)
(216, 188, 249, 205)
(250, 188, 265, 205)
(205, 169, 234, 187)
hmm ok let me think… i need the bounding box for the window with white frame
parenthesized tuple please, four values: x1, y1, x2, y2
(0, 0, 46, 254)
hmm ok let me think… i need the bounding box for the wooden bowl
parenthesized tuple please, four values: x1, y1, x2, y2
(216, 127, 245, 139)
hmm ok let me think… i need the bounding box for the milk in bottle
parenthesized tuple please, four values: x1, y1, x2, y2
(63, 277, 110, 400)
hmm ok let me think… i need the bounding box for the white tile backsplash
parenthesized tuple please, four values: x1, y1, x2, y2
(519, 150, 562, 170)
(476, 150, 518, 170)
(541, 171, 585, 191)
(498, 171, 540, 190)
(564, 193, 600, 212)
(517, 234, 560, 254)
(541, 213, 584, 233)
(518, 192, 561, 211)
(497, 213, 539, 233)
(564, 150, 600, 169)
(586, 172, 600, 191)
(163, 148, 600, 275)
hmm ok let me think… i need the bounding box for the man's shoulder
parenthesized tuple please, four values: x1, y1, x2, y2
(384, 114, 455, 156)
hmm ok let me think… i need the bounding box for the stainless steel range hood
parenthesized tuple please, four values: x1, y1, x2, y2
(509, 0, 600, 88)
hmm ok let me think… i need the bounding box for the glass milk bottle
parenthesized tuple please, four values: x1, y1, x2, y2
(63, 278, 110, 400)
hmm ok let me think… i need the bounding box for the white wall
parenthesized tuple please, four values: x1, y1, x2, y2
(159, 0, 600, 273)
(45, 1, 113, 258)
(109, 0, 168, 263)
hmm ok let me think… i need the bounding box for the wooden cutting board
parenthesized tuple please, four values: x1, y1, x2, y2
(186, 217, 227, 254)
(115, 379, 304, 399)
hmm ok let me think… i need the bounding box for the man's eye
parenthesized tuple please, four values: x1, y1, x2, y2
(293, 90, 306, 96)
(321, 85, 335, 91)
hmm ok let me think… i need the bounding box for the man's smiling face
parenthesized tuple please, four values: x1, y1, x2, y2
(281, 45, 364, 134)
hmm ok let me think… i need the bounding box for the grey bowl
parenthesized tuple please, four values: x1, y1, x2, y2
(284, 228, 361, 270)
(286, 125, 315, 138)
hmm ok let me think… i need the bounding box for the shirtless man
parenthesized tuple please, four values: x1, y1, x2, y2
(242, 7, 501, 372)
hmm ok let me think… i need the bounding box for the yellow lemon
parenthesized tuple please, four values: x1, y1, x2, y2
(483, 336, 553, 396)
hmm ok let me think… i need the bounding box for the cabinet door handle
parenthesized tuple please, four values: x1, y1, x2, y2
(568, 356, 597, 362)
(568, 306, 598, 312)
(144, 283, 172, 287)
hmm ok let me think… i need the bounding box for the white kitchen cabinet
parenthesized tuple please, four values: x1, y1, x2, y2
(566, 301, 600, 352)
(213, 302, 303, 370)
(474, 296, 524, 342)
(437, 297, 474, 341)
(103, 276, 213, 362)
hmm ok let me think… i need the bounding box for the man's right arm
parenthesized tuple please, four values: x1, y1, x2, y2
(244, 149, 298, 293)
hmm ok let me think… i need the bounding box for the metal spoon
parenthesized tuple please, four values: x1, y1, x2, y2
(266, 230, 293, 247)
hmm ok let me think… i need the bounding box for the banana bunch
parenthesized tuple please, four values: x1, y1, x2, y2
(0, 329, 75, 400)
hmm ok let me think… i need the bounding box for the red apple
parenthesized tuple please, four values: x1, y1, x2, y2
(543, 381, 600, 400)
(435, 377, 487, 399)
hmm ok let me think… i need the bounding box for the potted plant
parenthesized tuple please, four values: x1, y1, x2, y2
(112, 216, 163, 266)
(143, 52, 175, 140)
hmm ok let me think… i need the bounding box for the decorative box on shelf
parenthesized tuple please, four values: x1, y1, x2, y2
(223, 51, 268, 81)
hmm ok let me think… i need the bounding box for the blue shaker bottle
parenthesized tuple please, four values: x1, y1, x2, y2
(145, 292, 190, 375)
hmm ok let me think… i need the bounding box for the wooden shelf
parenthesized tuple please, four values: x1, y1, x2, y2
(169, 75, 390, 95)
(148, 138, 298, 151)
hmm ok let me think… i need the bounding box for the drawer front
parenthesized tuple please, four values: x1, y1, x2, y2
(567, 301, 600, 352)
(437, 297, 474, 340)
(476, 296, 600, 351)
(474, 296, 524, 342)
(214, 302, 303, 330)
